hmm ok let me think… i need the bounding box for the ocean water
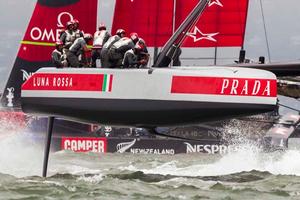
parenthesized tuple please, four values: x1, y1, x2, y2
(1, 123, 300, 200)
(0, 96, 300, 199)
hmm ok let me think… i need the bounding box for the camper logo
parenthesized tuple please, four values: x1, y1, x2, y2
(21, 69, 34, 81)
(117, 139, 137, 153)
(6, 87, 14, 107)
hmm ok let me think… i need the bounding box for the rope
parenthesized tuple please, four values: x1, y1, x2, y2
(259, 0, 272, 62)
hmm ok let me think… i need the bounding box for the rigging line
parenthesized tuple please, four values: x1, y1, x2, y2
(278, 103, 300, 113)
(172, 0, 176, 34)
(259, 0, 272, 63)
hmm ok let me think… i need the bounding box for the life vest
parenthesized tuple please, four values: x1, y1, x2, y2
(93, 30, 110, 49)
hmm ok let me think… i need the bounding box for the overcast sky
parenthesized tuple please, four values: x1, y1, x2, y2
(0, 0, 300, 91)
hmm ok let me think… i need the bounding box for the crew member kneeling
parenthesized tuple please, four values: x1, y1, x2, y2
(123, 43, 147, 68)
(67, 34, 93, 68)
(51, 41, 68, 68)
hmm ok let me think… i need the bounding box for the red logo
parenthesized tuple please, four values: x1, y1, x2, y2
(61, 137, 107, 153)
(22, 73, 113, 92)
(171, 76, 277, 97)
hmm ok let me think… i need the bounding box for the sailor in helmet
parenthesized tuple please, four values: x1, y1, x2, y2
(72, 19, 84, 40)
(136, 38, 149, 68)
(51, 41, 67, 68)
(108, 32, 139, 68)
(122, 43, 147, 68)
(100, 28, 126, 68)
(60, 20, 75, 49)
(91, 23, 111, 68)
(67, 33, 93, 67)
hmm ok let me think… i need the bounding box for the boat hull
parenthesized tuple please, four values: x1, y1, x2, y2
(21, 67, 277, 127)
(22, 97, 275, 127)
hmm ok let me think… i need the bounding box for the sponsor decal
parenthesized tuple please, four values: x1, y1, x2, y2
(171, 76, 277, 97)
(61, 137, 107, 153)
(21, 69, 34, 81)
(130, 148, 175, 155)
(115, 139, 175, 155)
(102, 74, 113, 92)
(185, 142, 236, 154)
(188, 26, 219, 43)
(6, 87, 14, 107)
(117, 139, 136, 153)
(209, 0, 223, 7)
(30, 12, 73, 42)
(22, 73, 113, 92)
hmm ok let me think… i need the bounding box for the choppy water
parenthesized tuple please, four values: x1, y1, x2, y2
(1, 129, 300, 200)
(1, 96, 300, 199)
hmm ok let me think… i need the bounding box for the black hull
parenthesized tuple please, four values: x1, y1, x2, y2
(22, 97, 275, 127)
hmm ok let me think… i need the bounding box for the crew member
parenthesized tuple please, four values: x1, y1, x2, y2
(100, 29, 126, 68)
(72, 19, 84, 40)
(67, 33, 93, 68)
(51, 41, 67, 68)
(91, 23, 111, 68)
(123, 43, 147, 68)
(108, 32, 139, 67)
(136, 38, 149, 68)
(60, 21, 75, 49)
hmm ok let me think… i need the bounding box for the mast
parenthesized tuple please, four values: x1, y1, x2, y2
(154, 0, 210, 67)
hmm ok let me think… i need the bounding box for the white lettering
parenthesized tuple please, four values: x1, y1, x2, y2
(130, 148, 175, 155)
(21, 69, 34, 81)
(221, 79, 229, 94)
(62, 139, 105, 153)
(30, 27, 42, 40)
(241, 80, 248, 95)
(252, 80, 261, 95)
(33, 77, 49, 87)
(230, 79, 239, 95)
(57, 12, 74, 27)
(262, 81, 271, 96)
(42, 29, 55, 41)
(185, 142, 237, 154)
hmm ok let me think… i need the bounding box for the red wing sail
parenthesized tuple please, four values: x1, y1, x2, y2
(112, 0, 248, 48)
(176, 0, 249, 47)
(1, 0, 97, 107)
(112, 0, 174, 47)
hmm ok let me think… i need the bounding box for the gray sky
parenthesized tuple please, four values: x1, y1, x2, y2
(1, 0, 300, 91)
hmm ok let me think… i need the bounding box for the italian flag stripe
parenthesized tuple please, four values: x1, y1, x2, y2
(102, 74, 113, 92)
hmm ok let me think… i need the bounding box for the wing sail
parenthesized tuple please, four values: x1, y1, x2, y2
(1, 0, 97, 108)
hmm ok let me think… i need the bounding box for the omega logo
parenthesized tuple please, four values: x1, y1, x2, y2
(30, 12, 74, 42)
